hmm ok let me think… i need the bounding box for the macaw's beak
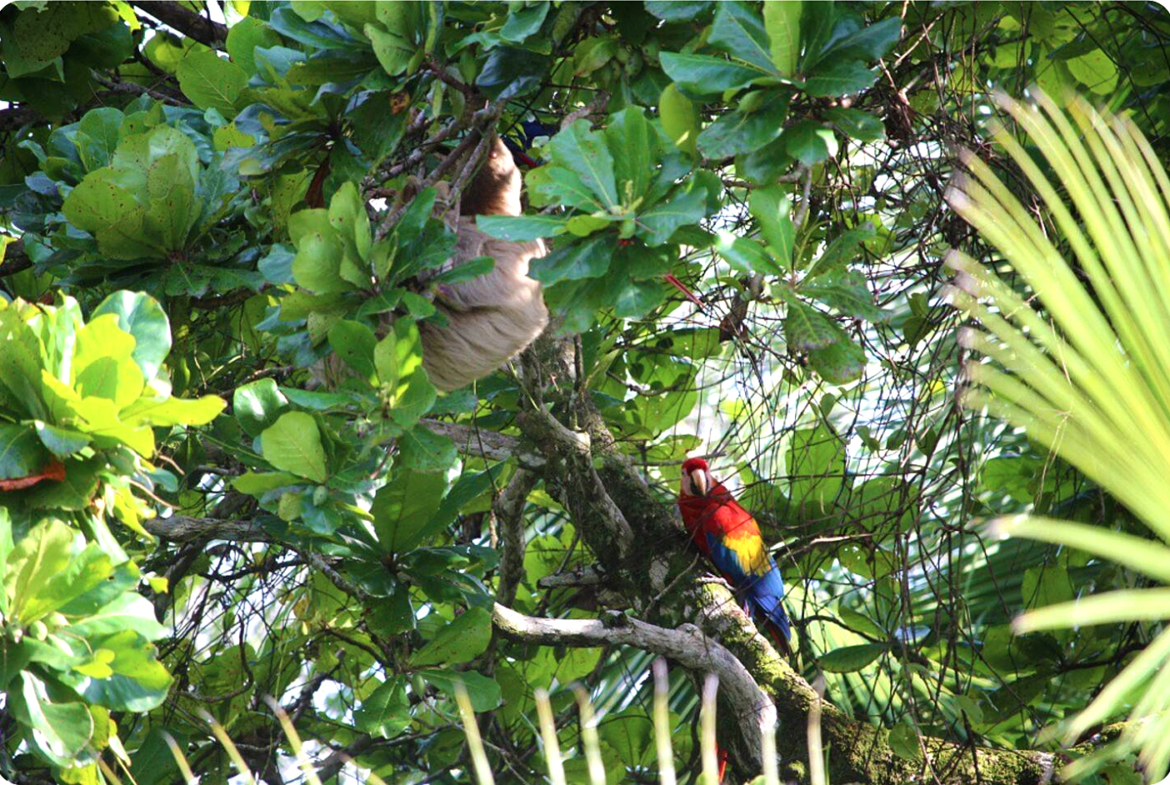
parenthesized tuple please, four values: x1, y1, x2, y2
(690, 469, 709, 497)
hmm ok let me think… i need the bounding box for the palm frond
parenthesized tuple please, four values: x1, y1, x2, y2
(947, 89, 1170, 777)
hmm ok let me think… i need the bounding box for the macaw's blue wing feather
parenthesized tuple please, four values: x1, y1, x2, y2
(741, 565, 791, 641)
(706, 530, 791, 643)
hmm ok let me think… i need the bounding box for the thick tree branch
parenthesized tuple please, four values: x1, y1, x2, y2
(494, 468, 537, 607)
(537, 564, 607, 589)
(144, 515, 271, 543)
(130, 1, 228, 48)
(0, 107, 39, 133)
(421, 420, 523, 463)
(494, 602, 777, 764)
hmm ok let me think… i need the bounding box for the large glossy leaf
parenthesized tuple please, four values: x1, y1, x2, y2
(659, 52, 765, 95)
(763, 0, 802, 76)
(408, 606, 492, 667)
(697, 96, 789, 159)
(355, 677, 411, 738)
(548, 121, 619, 210)
(708, 1, 775, 73)
(8, 672, 93, 766)
(260, 412, 328, 483)
(370, 462, 448, 554)
(92, 291, 171, 382)
(233, 379, 290, 438)
(176, 50, 248, 115)
(419, 669, 501, 711)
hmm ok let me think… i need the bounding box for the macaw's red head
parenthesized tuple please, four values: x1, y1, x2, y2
(680, 457, 712, 497)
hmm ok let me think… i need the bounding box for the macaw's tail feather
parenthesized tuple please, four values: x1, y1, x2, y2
(743, 567, 793, 657)
(763, 616, 793, 659)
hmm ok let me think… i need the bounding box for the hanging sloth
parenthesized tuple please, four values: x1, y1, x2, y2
(313, 134, 548, 392)
(414, 135, 548, 391)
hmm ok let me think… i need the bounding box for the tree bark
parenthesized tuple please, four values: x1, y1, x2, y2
(130, 1, 228, 49)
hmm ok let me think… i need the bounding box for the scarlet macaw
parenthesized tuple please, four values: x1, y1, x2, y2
(677, 457, 793, 658)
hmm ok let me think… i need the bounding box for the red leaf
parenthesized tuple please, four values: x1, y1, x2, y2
(0, 459, 66, 491)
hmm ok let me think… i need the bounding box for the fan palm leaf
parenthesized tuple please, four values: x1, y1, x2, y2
(946, 89, 1170, 779)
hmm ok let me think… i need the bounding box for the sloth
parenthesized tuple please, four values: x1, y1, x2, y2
(312, 134, 548, 392)
(415, 136, 549, 391)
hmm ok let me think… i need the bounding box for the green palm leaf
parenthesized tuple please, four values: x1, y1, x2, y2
(948, 89, 1170, 779)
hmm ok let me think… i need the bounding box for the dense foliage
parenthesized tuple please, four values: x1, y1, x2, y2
(2, 1, 1169, 784)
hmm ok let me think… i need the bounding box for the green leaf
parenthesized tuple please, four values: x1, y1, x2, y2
(549, 120, 619, 210)
(660, 52, 766, 94)
(292, 227, 352, 295)
(232, 471, 303, 495)
(226, 17, 281, 76)
(807, 226, 874, 278)
(808, 333, 866, 384)
(528, 165, 605, 211)
(837, 606, 885, 638)
(708, 1, 775, 72)
(68, 593, 169, 640)
(748, 185, 794, 269)
(260, 412, 328, 483)
(21, 544, 113, 622)
(176, 50, 248, 116)
(803, 59, 877, 98)
(61, 175, 157, 260)
(144, 153, 199, 251)
(788, 423, 846, 513)
(531, 234, 612, 284)
(397, 425, 456, 472)
(1066, 49, 1119, 94)
(34, 423, 90, 459)
(888, 720, 922, 761)
(0, 423, 52, 484)
(9, 672, 93, 767)
(427, 257, 496, 286)
(605, 107, 656, 204)
(500, 1, 549, 42)
(646, 1, 712, 22)
(419, 669, 501, 711)
(801, 269, 887, 322)
(697, 95, 789, 159)
(120, 394, 226, 428)
(659, 83, 699, 156)
(409, 607, 492, 667)
(638, 186, 708, 247)
(475, 47, 549, 101)
(328, 180, 371, 265)
(781, 120, 838, 165)
(355, 678, 411, 739)
(370, 464, 448, 554)
(573, 36, 618, 76)
(375, 319, 435, 426)
(763, 0, 802, 76)
(77, 630, 172, 712)
(565, 215, 616, 237)
(328, 320, 378, 385)
(5, 518, 76, 623)
(233, 379, 290, 438)
(75, 108, 124, 171)
(92, 291, 172, 382)
(819, 642, 886, 672)
(714, 232, 780, 276)
(476, 215, 567, 242)
(823, 107, 886, 142)
(808, 16, 901, 69)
